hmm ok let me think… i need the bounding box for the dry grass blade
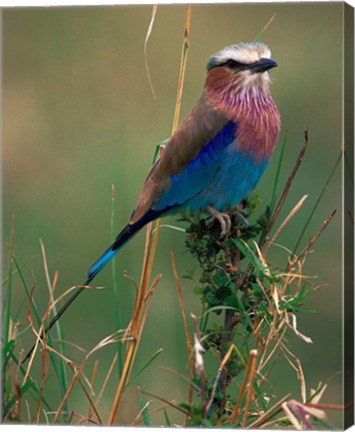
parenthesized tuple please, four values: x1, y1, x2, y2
(288, 209, 337, 269)
(257, 325, 287, 373)
(170, 252, 194, 425)
(306, 402, 345, 410)
(230, 349, 258, 425)
(253, 12, 277, 42)
(53, 331, 123, 424)
(264, 194, 308, 255)
(159, 366, 200, 392)
(132, 399, 153, 426)
(34, 343, 49, 423)
(140, 389, 191, 417)
(40, 240, 57, 303)
(26, 314, 72, 366)
(109, 227, 156, 425)
(87, 360, 99, 421)
(71, 366, 103, 426)
(260, 130, 309, 250)
(282, 401, 303, 429)
(24, 284, 42, 382)
(13, 381, 22, 422)
(108, 342, 135, 425)
(295, 357, 306, 404)
(205, 343, 234, 415)
(190, 314, 207, 414)
(280, 341, 308, 399)
(131, 402, 173, 426)
(141, 274, 162, 329)
(284, 399, 326, 429)
(53, 359, 102, 425)
(4, 214, 16, 345)
(144, 5, 158, 99)
(95, 353, 118, 409)
(171, 4, 192, 132)
(25, 400, 31, 423)
(52, 361, 87, 424)
(247, 393, 291, 429)
(241, 350, 258, 428)
(171, 252, 193, 371)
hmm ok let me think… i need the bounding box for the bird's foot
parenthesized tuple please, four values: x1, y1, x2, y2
(235, 201, 249, 227)
(207, 206, 232, 238)
(235, 210, 249, 227)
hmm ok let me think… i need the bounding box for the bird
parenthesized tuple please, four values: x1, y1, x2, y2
(23, 42, 280, 362)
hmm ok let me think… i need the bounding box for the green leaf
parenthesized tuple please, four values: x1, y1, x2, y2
(223, 295, 239, 310)
(2, 339, 15, 373)
(110, 185, 123, 377)
(233, 238, 265, 274)
(291, 151, 341, 257)
(202, 418, 214, 427)
(163, 408, 171, 426)
(152, 138, 169, 163)
(127, 348, 163, 386)
(3, 379, 32, 417)
(270, 133, 288, 211)
(13, 256, 42, 328)
(139, 393, 152, 426)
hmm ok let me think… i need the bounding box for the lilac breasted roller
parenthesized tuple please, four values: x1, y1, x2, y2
(24, 42, 280, 362)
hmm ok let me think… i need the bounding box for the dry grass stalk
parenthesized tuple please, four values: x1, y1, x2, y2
(170, 252, 194, 424)
(34, 341, 49, 423)
(140, 388, 191, 417)
(241, 349, 258, 427)
(260, 129, 309, 250)
(283, 399, 326, 429)
(247, 393, 290, 428)
(171, 252, 194, 371)
(171, 5, 192, 132)
(108, 6, 192, 424)
(159, 366, 200, 392)
(108, 225, 156, 424)
(94, 353, 118, 410)
(264, 194, 308, 255)
(282, 401, 303, 429)
(131, 401, 172, 426)
(53, 331, 120, 424)
(132, 399, 153, 425)
(190, 314, 207, 414)
(206, 343, 236, 415)
(144, 5, 158, 99)
(230, 349, 258, 425)
(87, 359, 99, 421)
(288, 209, 337, 270)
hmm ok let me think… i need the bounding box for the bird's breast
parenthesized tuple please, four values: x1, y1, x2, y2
(206, 80, 280, 163)
(233, 97, 280, 163)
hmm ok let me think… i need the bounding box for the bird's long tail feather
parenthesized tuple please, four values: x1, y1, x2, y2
(22, 223, 141, 364)
(87, 224, 138, 279)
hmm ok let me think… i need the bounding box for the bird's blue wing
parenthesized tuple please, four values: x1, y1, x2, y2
(130, 96, 236, 223)
(154, 121, 237, 211)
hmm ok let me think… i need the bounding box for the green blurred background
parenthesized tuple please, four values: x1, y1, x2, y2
(3, 3, 344, 426)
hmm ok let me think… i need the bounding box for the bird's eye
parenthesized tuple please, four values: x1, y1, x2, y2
(224, 59, 243, 69)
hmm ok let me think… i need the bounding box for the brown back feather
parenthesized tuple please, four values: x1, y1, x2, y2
(130, 94, 228, 224)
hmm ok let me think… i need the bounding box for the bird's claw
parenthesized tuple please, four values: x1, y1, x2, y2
(207, 206, 232, 238)
(235, 210, 249, 227)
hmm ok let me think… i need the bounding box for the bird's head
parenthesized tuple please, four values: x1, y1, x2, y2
(205, 42, 277, 100)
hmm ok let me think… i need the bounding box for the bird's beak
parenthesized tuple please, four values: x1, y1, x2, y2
(251, 58, 278, 73)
